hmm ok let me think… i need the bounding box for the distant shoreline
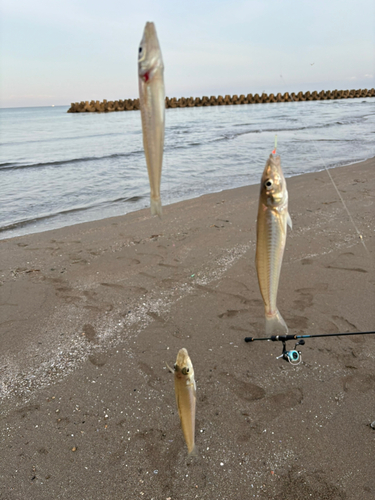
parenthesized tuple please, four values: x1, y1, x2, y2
(1, 156, 373, 242)
(67, 88, 375, 113)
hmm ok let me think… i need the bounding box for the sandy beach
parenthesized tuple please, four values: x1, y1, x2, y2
(0, 158, 374, 499)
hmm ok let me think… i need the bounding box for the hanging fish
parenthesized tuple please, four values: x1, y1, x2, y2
(138, 22, 165, 217)
(170, 348, 197, 455)
(255, 153, 292, 335)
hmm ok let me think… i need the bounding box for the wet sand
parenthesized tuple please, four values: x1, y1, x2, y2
(0, 158, 374, 499)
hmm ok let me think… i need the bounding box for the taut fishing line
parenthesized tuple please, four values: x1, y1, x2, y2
(279, 74, 369, 254)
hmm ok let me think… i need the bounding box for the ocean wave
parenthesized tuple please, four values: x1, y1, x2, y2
(0, 131, 130, 147)
(0, 195, 146, 233)
(0, 150, 144, 171)
(246, 118, 366, 134)
(2, 115, 369, 172)
(1, 100, 372, 240)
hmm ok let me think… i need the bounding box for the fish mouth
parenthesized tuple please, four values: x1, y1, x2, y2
(144, 22, 157, 37)
(176, 348, 191, 368)
(142, 22, 158, 53)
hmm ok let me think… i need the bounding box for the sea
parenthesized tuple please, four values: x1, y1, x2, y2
(1, 98, 374, 240)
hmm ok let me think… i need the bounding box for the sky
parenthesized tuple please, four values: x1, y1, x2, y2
(0, 0, 374, 108)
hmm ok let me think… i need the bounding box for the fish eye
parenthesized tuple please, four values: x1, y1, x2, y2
(265, 179, 273, 189)
(139, 46, 142, 54)
(186, 368, 189, 373)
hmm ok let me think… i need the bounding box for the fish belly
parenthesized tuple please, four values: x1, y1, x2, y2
(256, 206, 288, 334)
(139, 75, 165, 217)
(175, 380, 196, 455)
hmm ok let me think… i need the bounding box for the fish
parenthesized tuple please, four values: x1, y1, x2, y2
(255, 153, 292, 335)
(138, 22, 165, 217)
(172, 348, 197, 455)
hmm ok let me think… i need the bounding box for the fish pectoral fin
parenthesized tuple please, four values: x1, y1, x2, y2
(287, 212, 293, 229)
(165, 362, 174, 373)
(175, 392, 183, 421)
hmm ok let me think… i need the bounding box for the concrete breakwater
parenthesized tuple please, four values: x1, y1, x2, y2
(67, 88, 375, 112)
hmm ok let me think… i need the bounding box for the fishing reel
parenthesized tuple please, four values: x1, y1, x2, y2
(245, 331, 375, 363)
(276, 339, 305, 365)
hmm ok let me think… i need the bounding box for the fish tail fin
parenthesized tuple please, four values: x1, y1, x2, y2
(265, 310, 288, 335)
(150, 198, 162, 218)
(188, 444, 198, 457)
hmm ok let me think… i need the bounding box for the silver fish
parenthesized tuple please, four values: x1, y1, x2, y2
(255, 153, 292, 335)
(138, 22, 165, 217)
(173, 348, 196, 456)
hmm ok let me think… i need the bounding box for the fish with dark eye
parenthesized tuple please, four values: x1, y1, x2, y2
(171, 348, 197, 456)
(138, 22, 165, 217)
(255, 153, 292, 335)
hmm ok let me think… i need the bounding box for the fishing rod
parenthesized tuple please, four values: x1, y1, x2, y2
(244, 331, 375, 365)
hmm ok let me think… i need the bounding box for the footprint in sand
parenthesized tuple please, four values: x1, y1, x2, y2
(293, 283, 329, 312)
(115, 256, 141, 266)
(330, 315, 364, 345)
(16, 404, 40, 418)
(301, 258, 313, 265)
(218, 372, 265, 401)
(342, 373, 375, 393)
(285, 315, 309, 330)
(137, 362, 163, 391)
(82, 324, 98, 343)
(100, 282, 124, 290)
(274, 468, 346, 500)
(218, 309, 250, 319)
(88, 353, 108, 367)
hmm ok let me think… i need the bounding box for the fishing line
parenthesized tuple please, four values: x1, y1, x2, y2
(279, 74, 369, 254)
(272, 134, 278, 155)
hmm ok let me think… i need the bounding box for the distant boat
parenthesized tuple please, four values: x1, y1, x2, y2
(51, 105, 55, 107)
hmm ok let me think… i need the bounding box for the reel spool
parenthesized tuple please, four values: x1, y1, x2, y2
(277, 339, 305, 365)
(244, 331, 375, 363)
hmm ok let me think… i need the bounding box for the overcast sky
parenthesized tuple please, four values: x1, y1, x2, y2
(1, 0, 374, 107)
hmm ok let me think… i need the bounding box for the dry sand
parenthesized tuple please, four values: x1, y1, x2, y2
(0, 158, 374, 499)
